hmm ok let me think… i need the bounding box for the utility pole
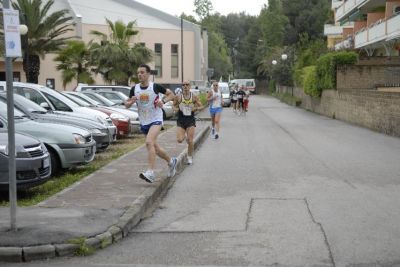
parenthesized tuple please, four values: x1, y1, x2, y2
(2, 0, 25, 231)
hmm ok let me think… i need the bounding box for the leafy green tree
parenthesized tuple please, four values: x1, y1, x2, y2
(282, 0, 331, 44)
(2, 0, 74, 83)
(193, 0, 213, 21)
(258, 0, 288, 52)
(89, 19, 152, 85)
(208, 31, 232, 80)
(54, 40, 94, 89)
(180, 12, 197, 24)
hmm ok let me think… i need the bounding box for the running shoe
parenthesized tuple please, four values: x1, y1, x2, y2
(139, 170, 155, 183)
(168, 157, 178, 177)
(215, 134, 219, 139)
(187, 156, 193, 165)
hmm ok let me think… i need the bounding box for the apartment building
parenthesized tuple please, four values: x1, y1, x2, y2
(0, 0, 208, 90)
(324, 0, 400, 56)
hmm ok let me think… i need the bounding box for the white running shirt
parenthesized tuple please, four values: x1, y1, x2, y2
(134, 82, 163, 125)
(210, 89, 222, 108)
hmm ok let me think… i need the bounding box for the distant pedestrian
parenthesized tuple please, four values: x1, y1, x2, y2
(230, 85, 238, 113)
(207, 82, 223, 139)
(243, 87, 250, 112)
(125, 64, 177, 183)
(236, 85, 246, 115)
(173, 81, 203, 165)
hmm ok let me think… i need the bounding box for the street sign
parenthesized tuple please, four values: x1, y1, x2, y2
(2, 8, 22, 58)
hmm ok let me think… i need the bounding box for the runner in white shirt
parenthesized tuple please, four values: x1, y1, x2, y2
(125, 64, 177, 183)
(207, 82, 223, 139)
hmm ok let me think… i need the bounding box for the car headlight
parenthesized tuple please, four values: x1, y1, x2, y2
(73, 133, 86, 144)
(110, 113, 129, 122)
(89, 128, 102, 134)
(0, 145, 8, 155)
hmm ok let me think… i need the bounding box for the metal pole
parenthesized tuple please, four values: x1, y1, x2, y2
(3, 0, 18, 231)
(181, 17, 184, 83)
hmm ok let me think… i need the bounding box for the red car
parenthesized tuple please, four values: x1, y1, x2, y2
(62, 93, 131, 138)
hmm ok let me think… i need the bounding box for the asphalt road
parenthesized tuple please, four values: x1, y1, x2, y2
(5, 95, 400, 267)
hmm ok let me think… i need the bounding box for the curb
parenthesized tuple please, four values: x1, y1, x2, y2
(0, 125, 210, 263)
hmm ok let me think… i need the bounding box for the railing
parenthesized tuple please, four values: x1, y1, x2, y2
(335, 0, 368, 21)
(334, 37, 353, 50)
(354, 13, 400, 48)
(387, 13, 400, 39)
(324, 24, 344, 35)
(354, 28, 368, 48)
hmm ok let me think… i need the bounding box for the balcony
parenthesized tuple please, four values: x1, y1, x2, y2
(335, 0, 368, 21)
(324, 24, 344, 36)
(354, 13, 400, 48)
(335, 37, 354, 50)
(332, 0, 343, 10)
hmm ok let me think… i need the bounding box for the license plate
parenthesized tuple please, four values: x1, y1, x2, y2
(43, 157, 50, 168)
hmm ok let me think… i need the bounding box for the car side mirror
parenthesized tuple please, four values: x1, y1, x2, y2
(40, 102, 50, 110)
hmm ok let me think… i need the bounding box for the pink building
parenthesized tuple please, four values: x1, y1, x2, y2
(0, 0, 209, 90)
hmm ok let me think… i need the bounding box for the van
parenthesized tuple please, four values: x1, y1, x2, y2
(219, 82, 231, 107)
(229, 79, 256, 93)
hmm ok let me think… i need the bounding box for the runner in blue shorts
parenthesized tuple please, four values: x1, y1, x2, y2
(207, 82, 223, 139)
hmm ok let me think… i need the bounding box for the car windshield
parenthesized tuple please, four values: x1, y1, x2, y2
(0, 100, 27, 119)
(84, 92, 115, 106)
(72, 93, 102, 106)
(41, 87, 80, 108)
(13, 94, 47, 113)
(220, 87, 229, 93)
(62, 93, 92, 107)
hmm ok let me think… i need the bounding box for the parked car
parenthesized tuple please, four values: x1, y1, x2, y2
(0, 129, 51, 190)
(61, 92, 134, 137)
(63, 91, 140, 133)
(74, 84, 131, 96)
(81, 88, 175, 119)
(219, 82, 231, 107)
(229, 79, 256, 94)
(0, 93, 111, 150)
(0, 82, 118, 141)
(0, 104, 96, 175)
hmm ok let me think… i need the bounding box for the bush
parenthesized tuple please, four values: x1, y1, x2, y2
(303, 66, 320, 97)
(315, 51, 358, 90)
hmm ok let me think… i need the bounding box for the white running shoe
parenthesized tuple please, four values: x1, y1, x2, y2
(168, 157, 177, 177)
(139, 170, 155, 183)
(187, 156, 193, 165)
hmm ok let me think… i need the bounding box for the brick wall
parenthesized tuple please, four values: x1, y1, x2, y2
(289, 86, 400, 137)
(337, 65, 400, 89)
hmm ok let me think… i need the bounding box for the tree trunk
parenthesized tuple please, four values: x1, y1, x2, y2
(23, 54, 40, 84)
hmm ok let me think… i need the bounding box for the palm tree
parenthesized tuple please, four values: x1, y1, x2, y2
(5, 0, 74, 83)
(54, 40, 94, 89)
(89, 19, 152, 85)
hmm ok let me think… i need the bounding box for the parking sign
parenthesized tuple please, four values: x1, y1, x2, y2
(2, 8, 22, 57)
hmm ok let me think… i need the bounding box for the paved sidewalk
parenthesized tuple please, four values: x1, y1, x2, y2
(0, 121, 210, 262)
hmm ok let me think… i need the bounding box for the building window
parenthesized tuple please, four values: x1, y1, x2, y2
(154, 43, 162, 77)
(171, 44, 179, 78)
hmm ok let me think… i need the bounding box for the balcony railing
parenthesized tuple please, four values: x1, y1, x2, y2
(335, 37, 353, 50)
(324, 24, 344, 36)
(335, 0, 368, 21)
(354, 13, 400, 48)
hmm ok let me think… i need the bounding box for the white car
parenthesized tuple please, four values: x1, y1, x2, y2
(0, 82, 118, 142)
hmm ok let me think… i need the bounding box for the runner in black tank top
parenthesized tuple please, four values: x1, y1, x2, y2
(173, 81, 203, 165)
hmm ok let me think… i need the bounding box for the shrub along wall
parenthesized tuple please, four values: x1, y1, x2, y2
(286, 86, 400, 137)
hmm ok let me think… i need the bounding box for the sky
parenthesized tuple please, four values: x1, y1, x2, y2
(134, 0, 268, 17)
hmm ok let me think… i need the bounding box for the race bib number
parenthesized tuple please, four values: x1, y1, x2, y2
(182, 105, 192, 116)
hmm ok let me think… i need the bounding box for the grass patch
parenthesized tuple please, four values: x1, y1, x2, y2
(0, 133, 146, 207)
(68, 237, 95, 256)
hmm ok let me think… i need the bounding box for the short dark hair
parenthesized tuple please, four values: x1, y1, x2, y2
(138, 64, 151, 73)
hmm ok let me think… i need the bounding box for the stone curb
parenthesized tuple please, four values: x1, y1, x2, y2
(0, 125, 210, 263)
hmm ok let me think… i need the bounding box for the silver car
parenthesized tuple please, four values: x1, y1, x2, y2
(0, 129, 51, 190)
(0, 104, 96, 175)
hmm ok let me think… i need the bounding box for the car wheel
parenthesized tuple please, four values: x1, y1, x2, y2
(46, 146, 61, 176)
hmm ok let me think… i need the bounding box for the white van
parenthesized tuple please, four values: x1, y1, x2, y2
(229, 79, 256, 93)
(218, 82, 231, 107)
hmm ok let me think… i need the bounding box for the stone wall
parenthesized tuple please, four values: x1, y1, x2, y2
(278, 86, 400, 137)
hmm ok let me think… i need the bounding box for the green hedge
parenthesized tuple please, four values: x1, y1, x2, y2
(303, 66, 319, 97)
(315, 51, 358, 91)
